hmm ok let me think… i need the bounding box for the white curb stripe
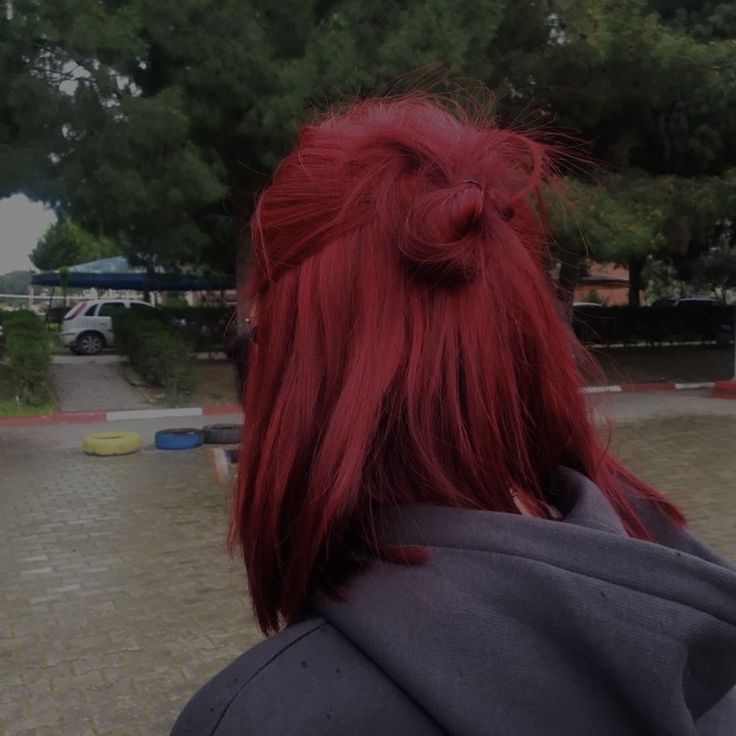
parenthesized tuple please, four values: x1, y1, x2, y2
(106, 407, 204, 422)
(90, 382, 726, 423)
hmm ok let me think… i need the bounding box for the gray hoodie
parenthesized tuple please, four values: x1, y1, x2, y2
(171, 468, 736, 735)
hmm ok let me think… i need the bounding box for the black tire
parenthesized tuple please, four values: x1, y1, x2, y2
(76, 331, 105, 355)
(203, 423, 242, 445)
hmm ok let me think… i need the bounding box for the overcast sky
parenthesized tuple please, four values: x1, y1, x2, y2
(0, 195, 57, 274)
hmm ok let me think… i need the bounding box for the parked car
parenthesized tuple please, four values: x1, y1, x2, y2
(572, 302, 607, 343)
(650, 296, 733, 345)
(573, 301, 604, 309)
(60, 299, 155, 355)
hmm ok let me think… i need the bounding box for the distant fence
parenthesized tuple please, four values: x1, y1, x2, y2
(573, 304, 735, 346)
(0, 293, 68, 301)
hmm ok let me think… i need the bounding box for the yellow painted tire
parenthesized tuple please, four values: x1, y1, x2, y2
(83, 431, 142, 456)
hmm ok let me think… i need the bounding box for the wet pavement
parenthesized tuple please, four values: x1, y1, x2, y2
(0, 394, 734, 735)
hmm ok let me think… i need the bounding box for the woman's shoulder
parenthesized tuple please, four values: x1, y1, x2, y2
(170, 616, 330, 735)
(170, 614, 441, 736)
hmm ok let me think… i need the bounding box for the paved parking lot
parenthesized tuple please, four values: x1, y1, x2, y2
(1, 393, 735, 735)
(51, 356, 150, 412)
(1, 415, 257, 736)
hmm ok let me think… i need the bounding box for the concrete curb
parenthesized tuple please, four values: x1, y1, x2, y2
(712, 381, 736, 400)
(581, 381, 715, 395)
(0, 404, 242, 427)
(0, 382, 722, 427)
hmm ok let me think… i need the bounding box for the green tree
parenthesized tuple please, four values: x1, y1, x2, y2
(30, 218, 118, 271)
(0, 270, 31, 295)
(550, 175, 668, 306)
(550, 168, 735, 304)
(4, 0, 736, 308)
(2, 0, 507, 275)
(648, 0, 736, 40)
(488, 0, 736, 304)
(692, 245, 736, 301)
(0, 1, 66, 200)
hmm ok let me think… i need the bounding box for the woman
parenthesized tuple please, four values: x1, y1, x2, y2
(172, 97, 736, 735)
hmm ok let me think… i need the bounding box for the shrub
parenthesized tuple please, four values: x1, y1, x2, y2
(4, 310, 43, 332)
(3, 311, 52, 405)
(115, 306, 232, 355)
(113, 308, 159, 356)
(160, 306, 232, 353)
(573, 304, 735, 346)
(113, 311, 196, 402)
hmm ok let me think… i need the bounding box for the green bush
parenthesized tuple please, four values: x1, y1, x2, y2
(3, 310, 43, 332)
(115, 305, 232, 355)
(160, 306, 232, 353)
(113, 311, 196, 402)
(573, 304, 735, 346)
(3, 312, 52, 405)
(113, 308, 159, 356)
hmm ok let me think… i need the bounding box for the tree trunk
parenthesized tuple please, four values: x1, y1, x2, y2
(233, 193, 252, 332)
(59, 266, 69, 306)
(143, 263, 155, 303)
(628, 256, 644, 307)
(557, 251, 582, 322)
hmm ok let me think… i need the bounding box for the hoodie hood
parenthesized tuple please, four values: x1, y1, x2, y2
(314, 467, 736, 736)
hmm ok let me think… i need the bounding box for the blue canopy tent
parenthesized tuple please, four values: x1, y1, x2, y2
(31, 256, 235, 292)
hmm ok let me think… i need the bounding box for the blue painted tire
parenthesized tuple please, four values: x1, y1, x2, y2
(154, 428, 203, 451)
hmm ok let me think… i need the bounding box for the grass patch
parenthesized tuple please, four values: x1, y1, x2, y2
(186, 360, 238, 407)
(118, 359, 238, 408)
(48, 329, 67, 355)
(0, 399, 56, 417)
(0, 364, 56, 417)
(114, 311, 197, 404)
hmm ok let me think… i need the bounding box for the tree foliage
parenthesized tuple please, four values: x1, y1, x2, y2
(692, 245, 736, 301)
(30, 218, 118, 271)
(0, 270, 31, 295)
(2, 0, 735, 304)
(3, 0, 508, 274)
(0, 2, 65, 199)
(487, 0, 736, 301)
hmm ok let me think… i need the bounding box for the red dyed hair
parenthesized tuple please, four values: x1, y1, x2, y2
(231, 97, 683, 634)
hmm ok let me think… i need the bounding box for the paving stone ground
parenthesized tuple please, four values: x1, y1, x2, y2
(51, 356, 150, 412)
(605, 392, 736, 557)
(1, 395, 735, 735)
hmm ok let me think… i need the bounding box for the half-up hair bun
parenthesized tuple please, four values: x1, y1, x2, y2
(399, 180, 487, 284)
(233, 97, 686, 636)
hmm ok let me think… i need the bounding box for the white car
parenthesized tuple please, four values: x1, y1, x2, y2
(60, 299, 155, 355)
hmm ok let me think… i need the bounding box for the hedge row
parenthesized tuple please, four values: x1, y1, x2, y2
(154, 303, 734, 348)
(113, 311, 196, 401)
(573, 304, 735, 346)
(3, 311, 52, 405)
(161, 306, 232, 353)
